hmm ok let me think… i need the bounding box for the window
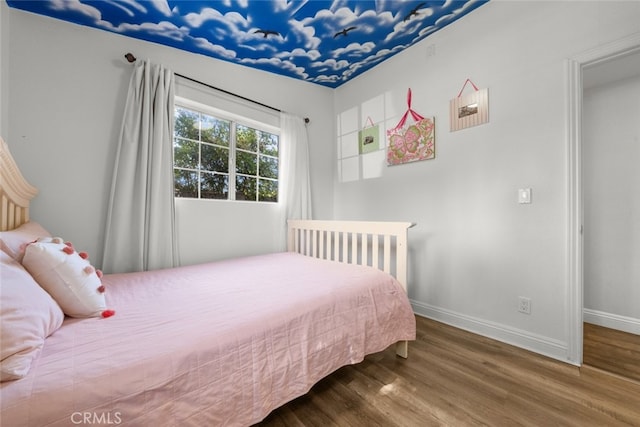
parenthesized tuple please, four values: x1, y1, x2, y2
(173, 104, 279, 202)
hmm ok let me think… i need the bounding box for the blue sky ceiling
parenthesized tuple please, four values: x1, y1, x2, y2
(7, 0, 488, 88)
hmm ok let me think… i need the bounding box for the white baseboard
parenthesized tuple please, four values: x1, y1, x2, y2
(411, 300, 576, 365)
(583, 309, 640, 335)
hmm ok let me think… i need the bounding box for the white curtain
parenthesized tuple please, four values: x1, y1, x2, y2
(279, 112, 312, 248)
(102, 59, 179, 274)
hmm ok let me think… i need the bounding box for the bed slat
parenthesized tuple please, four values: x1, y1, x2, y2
(372, 234, 379, 269)
(383, 234, 391, 274)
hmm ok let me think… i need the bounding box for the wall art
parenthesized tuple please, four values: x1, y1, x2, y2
(387, 89, 435, 165)
(359, 117, 380, 154)
(450, 79, 489, 131)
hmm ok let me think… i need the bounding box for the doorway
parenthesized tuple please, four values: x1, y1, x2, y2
(580, 51, 640, 381)
(566, 33, 640, 368)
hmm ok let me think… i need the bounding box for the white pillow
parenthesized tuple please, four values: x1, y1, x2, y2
(0, 221, 51, 262)
(22, 239, 114, 319)
(0, 250, 64, 381)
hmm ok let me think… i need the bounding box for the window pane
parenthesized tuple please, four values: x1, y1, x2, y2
(259, 155, 278, 179)
(259, 132, 279, 157)
(236, 151, 257, 175)
(174, 169, 198, 198)
(236, 125, 258, 152)
(236, 175, 256, 201)
(201, 114, 230, 147)
(174, 107, 199, 140)
(201, 144, 229, 173)
(174, 103, 279, 203)
(200, 172, 228, 199)
(259, 179, 278, 202)
(174, 138, 198, 169)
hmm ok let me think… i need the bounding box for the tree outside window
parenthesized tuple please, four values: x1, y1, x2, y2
(173, 105, 279, 202)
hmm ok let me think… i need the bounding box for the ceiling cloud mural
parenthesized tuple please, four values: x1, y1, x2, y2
(7, 0, 488, 88)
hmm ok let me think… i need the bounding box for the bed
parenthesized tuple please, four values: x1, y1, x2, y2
(0, 137, 416, 426)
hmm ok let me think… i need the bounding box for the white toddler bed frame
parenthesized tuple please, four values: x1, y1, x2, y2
(288, 219, 414, 357)
(1, 137, 414, 357)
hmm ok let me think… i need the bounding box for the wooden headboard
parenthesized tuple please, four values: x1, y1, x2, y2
(0, 137, 38, 231)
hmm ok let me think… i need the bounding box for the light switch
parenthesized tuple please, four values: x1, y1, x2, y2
(518, 188, 532, 204)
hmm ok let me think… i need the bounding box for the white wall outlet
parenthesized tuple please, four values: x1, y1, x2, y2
(518, 297, 531, 314)
(518, 188, 532, 204)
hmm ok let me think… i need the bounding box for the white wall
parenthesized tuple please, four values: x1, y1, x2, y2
(583, 72, 640, 329)
(333, 1, 640, 362)
(3, 7, 334, 268)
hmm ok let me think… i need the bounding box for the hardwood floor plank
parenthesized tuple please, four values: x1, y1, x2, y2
(257, 316, 640, 426)
(583, 322, 640, 383)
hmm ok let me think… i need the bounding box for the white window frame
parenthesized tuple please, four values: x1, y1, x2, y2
(174, 96, 280, 203)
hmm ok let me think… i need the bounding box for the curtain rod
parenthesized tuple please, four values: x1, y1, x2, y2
(124, 53, 309, 124)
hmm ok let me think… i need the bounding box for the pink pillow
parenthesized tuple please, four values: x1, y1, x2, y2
(22, 239, 113, 318)
(0, 250, 64, 381)
(0, 221, 51, 262)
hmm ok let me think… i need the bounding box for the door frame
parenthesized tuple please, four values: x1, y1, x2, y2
(565, 32, 640, 365)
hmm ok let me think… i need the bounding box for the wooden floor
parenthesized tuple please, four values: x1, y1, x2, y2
(583, 322, 640, 383)
(257, 316, 640, 427)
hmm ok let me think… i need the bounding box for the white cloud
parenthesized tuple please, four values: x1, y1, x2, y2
(184, 7, 223, 28)
(310, 57, 350, 72)
(192, 37, 237, 59)
(98, 20, 190, 42)
(224, 11, 250, 27)
(49, 0, 102, 20)
(276, 48, 321, 62)
(272, 0, 294, 13)
(434, 13, 456, 27)
(332, 41, 376, 58)
(110, 0, 147, 15)
(418, 25, 439, 39)
(239, 57, 309, 80)
(287, 19, 322, 51)
(247, 41, 279, 54)
(149, 0, 172, 17)
(311, 73, 341, 85)
(183, 7, 250, 32)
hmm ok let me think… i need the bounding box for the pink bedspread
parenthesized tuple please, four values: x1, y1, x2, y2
(1, 253, 416, 426)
